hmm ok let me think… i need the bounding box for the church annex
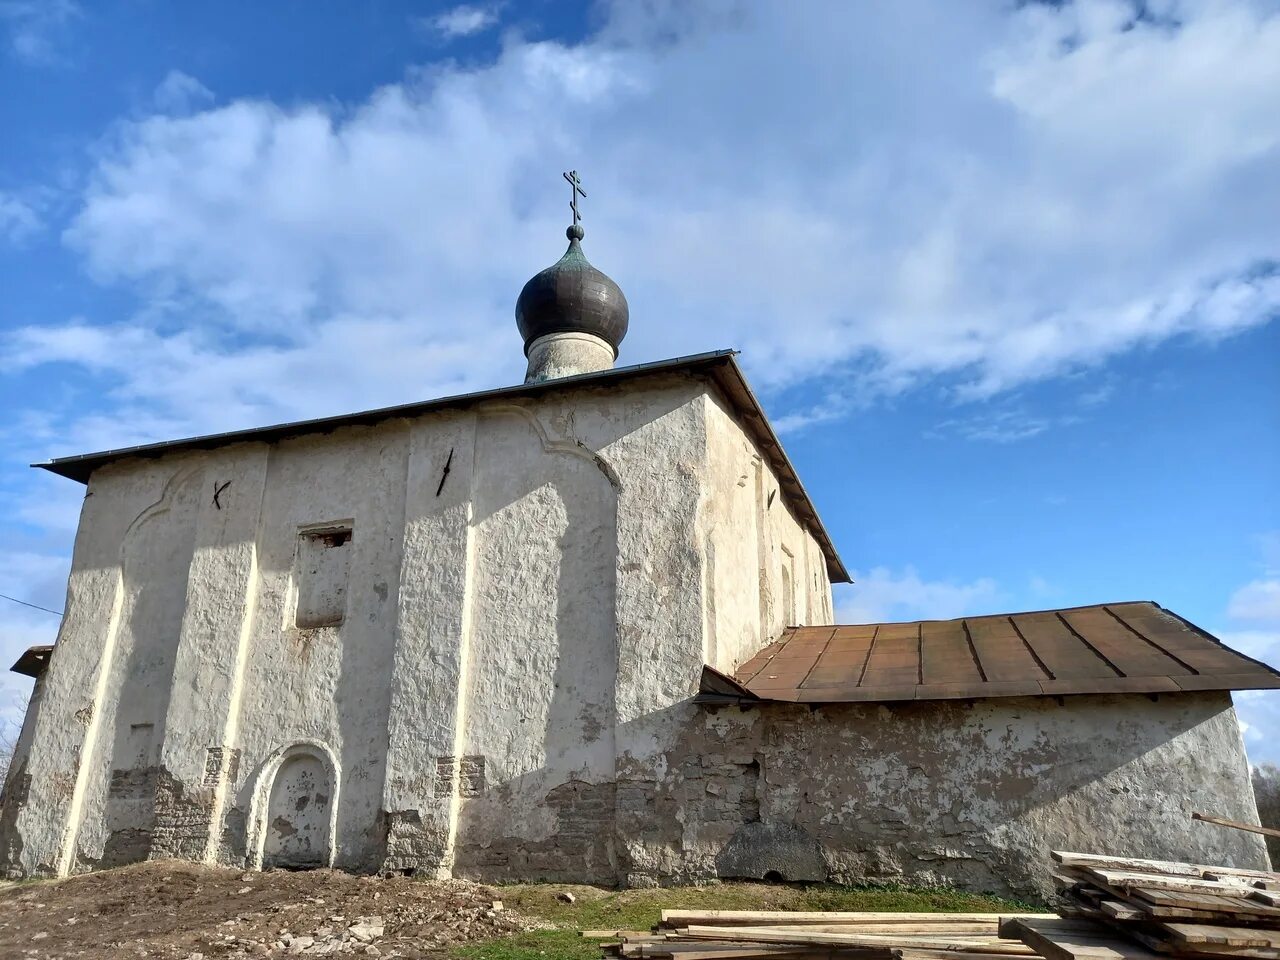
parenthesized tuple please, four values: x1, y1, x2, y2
(3, 184, 1278, 899)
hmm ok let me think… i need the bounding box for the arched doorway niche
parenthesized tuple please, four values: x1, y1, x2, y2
(247, 741, 339, 870)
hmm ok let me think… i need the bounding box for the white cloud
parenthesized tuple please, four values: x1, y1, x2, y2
(1214, 533, 1280, 763)
(0, 0, 1273, 456)
(834, 566, 1002, 624)
(416, 4, 500, 41)
(1229, 580, 1280, 623)
(927, 409, 1058, 443)
(0, 0, 79, 64)
(152, 70, 214, 115)
(0, 190, 39, 243)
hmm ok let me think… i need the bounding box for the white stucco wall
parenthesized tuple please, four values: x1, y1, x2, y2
(1, 371, 835, 879)
(701, 393, 834, 674)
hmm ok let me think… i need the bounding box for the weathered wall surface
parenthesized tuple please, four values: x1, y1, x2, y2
(613, 691, 1267, 899)
(2, 372, 837, 881)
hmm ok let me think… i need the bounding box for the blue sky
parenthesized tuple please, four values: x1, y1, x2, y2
(1, 0, 1278, 759)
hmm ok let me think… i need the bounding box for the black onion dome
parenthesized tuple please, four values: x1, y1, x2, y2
(515, 225, 629, 356)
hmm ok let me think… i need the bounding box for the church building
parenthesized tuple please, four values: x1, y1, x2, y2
(2, 181, 1277, 898)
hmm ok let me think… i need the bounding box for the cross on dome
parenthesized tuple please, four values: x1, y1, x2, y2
(563, 169, 586, 229)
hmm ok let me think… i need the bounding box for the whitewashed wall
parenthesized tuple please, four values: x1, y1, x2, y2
(1, 372, 833, 879)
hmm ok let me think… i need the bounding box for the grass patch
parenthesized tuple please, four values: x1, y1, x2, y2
(450, 881, 1041, 960)
(452, 929, 601, 960)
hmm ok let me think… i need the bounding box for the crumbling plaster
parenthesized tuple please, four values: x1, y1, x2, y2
(613, 691, 1267, 899)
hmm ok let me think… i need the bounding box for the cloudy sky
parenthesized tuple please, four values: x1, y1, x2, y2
(1, 0, 1278, 757)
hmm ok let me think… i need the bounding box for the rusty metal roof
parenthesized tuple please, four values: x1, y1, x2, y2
(11, 644, 53, 679)
(714, 602, 1280, 704)
(31, 349, 849, 583)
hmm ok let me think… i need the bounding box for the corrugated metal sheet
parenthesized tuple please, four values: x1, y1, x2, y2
(722, 602, 1280, 703)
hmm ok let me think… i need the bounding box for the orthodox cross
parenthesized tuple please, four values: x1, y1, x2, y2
(563, 169, 586, 226)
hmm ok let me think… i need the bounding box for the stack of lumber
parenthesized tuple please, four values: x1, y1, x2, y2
(594, 910, 1057, 959)
(1002, 851, 1280, 960)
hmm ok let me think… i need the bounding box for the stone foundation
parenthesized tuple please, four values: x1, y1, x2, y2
(0, 690, 1267, 898)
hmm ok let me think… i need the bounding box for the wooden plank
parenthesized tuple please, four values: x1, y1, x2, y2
(1050, 853, 1278, 881)
(631, 946, 848, 959)
(1159, 925, 1280, 949)
(1099, 895, 1273, 922)
(583, 930, 659, 939)
(1193, 813, 1280, 841)
(646, 950, 856, 959)
(745, 926, 1015, 936)
(1156, 945, 1280, 960)
(1099, 902, 1147, 923)
(1058, 867, 1279, 921)
(1009, 919, 1161, 960)
(743, 929, 1025, 948)
(1082, 869, 1259, 896)
(1132, 887, 1280, 916)
(681, 927, 1036, 954)
(660, 913, 1055, 928)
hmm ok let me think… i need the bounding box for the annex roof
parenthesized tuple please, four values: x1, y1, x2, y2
(11, 644, 53, 679)
(702, 601, 1280, 704)
(31, 349, 850, 583)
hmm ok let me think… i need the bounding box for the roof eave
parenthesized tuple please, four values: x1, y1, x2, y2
(30, 348, 850, 582)
(32, 350, 740, 484)
(11, 644, 53, 679)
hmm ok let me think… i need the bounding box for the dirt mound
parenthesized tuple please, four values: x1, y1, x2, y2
(0, 860, 536, 958)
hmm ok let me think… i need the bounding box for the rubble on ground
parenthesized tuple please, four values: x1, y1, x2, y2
(0, 860, 540, 959)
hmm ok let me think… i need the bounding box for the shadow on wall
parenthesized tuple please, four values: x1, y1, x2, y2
(451, 405, 620, 884)
(98, 468, 203, 870)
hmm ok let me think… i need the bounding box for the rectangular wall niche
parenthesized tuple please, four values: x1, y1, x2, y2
(294, 523, 354, 628)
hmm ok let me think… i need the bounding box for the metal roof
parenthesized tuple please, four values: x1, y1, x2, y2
(708, 601, 1280, 704)
(11, 644, 53, 679)
(31, 349, 850, 583)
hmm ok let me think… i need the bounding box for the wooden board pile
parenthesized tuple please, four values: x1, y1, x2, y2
(1003, 851, 1280, 960)
(594, 910, 1057, 959)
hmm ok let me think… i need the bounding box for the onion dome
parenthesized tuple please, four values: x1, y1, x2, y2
(515, 224, 629, 357)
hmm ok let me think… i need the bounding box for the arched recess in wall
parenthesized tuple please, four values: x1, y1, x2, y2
(62, 464, 204, 873)
(247, 741, 339, 870)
